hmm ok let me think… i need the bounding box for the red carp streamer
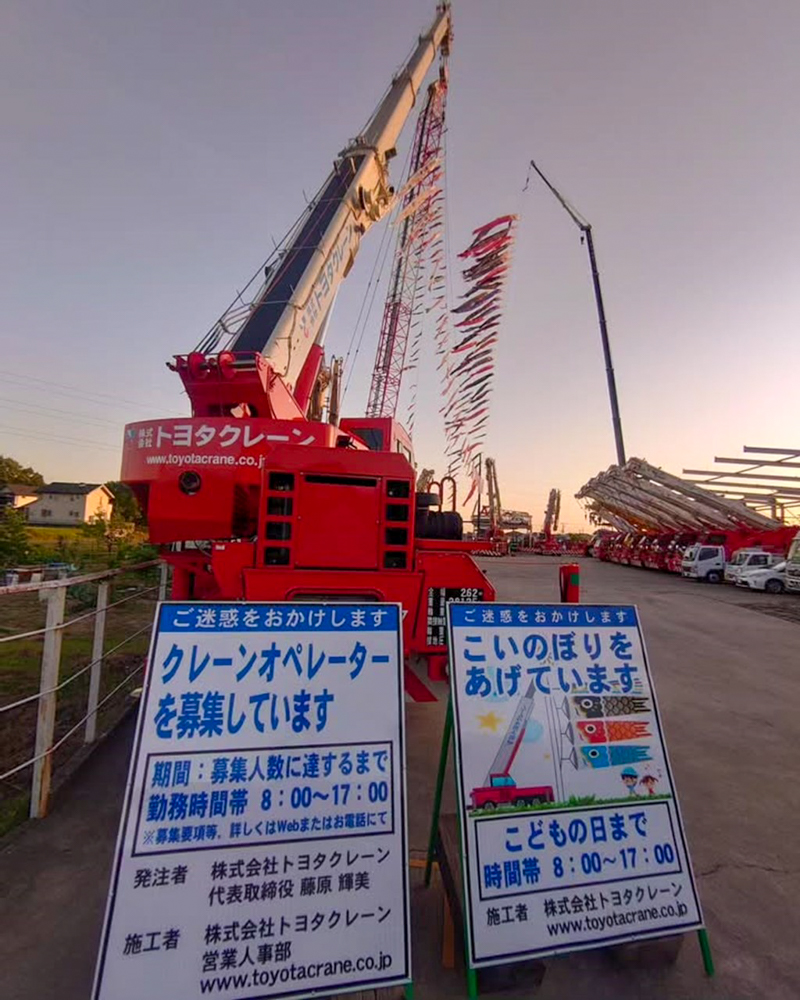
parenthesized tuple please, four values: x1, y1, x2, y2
(439, 215, 516, 497)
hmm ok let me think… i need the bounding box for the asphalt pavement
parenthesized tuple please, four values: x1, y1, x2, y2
(1, 556, 797, 999)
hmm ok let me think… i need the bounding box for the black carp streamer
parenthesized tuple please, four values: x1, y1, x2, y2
(440, 214, 516, 503)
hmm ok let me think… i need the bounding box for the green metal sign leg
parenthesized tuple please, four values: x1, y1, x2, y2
(425, 697, 453, 886)
(450, 742, 479, 998)
(697, 928, 715, 976)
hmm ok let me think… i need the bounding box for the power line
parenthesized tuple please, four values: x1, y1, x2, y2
(0, 423, 120, 452)
(0, 398, 122, 428)
(0, 371, 182, 415)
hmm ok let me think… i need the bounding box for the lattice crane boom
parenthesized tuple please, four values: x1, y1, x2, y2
(485, 457, 502, 531)
(543, 488, 561, 537)
(366, 61, 448, 419)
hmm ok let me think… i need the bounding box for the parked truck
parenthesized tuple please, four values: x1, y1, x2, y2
(724, 548, 784, 585)
(785, 531, 800, 593)
(683, 527, 797, 584)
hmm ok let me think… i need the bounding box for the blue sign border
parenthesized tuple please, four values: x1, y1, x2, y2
(447, 602, 704, 966)
(93, 601, 409, 1000)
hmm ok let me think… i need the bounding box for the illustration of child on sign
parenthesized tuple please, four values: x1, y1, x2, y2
(639, 773, 659, 796)
(621, 766, 638, 797)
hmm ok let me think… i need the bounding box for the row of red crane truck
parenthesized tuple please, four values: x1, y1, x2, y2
(589, 526, 798, 576)
(580, 458, 800, 589)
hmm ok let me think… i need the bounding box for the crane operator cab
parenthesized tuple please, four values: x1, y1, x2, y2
(341, 417, 463, 542)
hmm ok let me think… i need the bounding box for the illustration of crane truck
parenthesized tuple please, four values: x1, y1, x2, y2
(469, 680, 555, 811)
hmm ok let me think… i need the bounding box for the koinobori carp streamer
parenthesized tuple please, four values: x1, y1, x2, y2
(440, 214, 516, 483)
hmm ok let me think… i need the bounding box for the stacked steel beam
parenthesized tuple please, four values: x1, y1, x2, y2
(577, 458, 781, 532)
(683, 445, 800, 524)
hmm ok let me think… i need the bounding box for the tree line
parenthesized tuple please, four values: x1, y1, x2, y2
(0, 454, 148, 569)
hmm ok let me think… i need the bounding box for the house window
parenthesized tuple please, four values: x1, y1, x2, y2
(41, 508, 52, 517)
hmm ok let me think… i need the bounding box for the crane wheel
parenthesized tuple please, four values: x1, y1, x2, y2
(415, 491, 440, 509)
(415, 510, 463, 540)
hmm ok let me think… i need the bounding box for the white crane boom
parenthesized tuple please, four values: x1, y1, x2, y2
(217, 5, 452, 391)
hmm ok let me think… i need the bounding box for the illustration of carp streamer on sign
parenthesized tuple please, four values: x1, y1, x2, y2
(456, 609, 670, 815)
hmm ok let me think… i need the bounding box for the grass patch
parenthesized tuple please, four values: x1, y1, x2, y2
(470, 793, 672, 816)
(18, 524, 156, 573)
(0, 792, 30, 838)
(26, 526, 87, 546)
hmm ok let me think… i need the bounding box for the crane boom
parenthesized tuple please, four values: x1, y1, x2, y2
(366, 73, 447, 419)
(483, 679, 537, 784)
(543, 488, 560, 537)
(218, 5, 451, 392)
(485, 457, 502, 529)
(121, 3, 499, 705)
(528, 158, 627, 467)
(577, 459, 782, 533)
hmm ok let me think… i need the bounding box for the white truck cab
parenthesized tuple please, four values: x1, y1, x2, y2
(785, 532, 800, 593)
(681, 544, 725, 583)
(724, 548, 783, 585)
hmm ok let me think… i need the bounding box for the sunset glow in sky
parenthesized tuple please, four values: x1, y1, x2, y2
(2, 0, 799, 530)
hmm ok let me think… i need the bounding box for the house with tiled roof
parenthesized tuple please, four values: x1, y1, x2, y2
(26, 483, 114, 526)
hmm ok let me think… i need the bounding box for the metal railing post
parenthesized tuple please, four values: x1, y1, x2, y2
(30, 585, 67, 819)
(158, 561, 169, 601)
(85, 581, 109, 744)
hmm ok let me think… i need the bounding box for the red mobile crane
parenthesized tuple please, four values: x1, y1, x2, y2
(541, 487, 562, 554)
(469, 680, 555, 810)
(472, 457, 508, 553)
(121, 4, 494, 689)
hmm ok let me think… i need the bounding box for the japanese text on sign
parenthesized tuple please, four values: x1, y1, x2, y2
(447, 603, 703, 967)
(94, 602, 410, 1000)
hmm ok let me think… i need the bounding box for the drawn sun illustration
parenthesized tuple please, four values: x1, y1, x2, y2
(476, 711, 503, 732)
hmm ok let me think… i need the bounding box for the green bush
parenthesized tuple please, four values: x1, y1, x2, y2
(0, 509, 30, 569)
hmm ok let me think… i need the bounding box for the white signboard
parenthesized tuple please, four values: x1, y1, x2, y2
(94, 602, 409, 1000)
(447, 603, 702, 967)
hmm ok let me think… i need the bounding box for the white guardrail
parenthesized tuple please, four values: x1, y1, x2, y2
(0, 561, 167, 820)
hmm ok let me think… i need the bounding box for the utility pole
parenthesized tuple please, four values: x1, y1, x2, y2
(528, 159, 627, 467)
(475, 453, 482, 537)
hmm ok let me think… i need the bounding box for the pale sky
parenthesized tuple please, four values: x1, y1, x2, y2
(2, 0, 799, 530)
